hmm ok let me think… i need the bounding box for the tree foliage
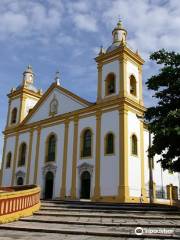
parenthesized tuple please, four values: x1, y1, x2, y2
(145, 49, 180, 172)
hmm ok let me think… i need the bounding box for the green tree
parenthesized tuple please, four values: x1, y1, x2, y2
(145, 49, 180, 172)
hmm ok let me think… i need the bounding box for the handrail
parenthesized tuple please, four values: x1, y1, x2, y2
(0, 185, 40, 224)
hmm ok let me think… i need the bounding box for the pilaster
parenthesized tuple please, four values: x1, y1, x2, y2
(118, 106, 129, 202)
(119, 54, 128, 98)
(11, 133, 19, 185)
(93, 110, 102, 200)
(26, 128, 34, 184)
(0, 136, 7, 186)
(70, 116, 79, 199)
(60, 119, 69, 198)
(33, 127, 41, 184)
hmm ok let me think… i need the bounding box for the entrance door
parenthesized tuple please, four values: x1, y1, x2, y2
(80, 171, 91, 199)
(44, 171, 54, 199)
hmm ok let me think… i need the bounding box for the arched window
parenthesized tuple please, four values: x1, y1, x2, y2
(46, 134, 56, 162)
(105, 73, 116, 95)
(11, 108, 17, 124)
(6, 152, 12, 168)
(18, 143, 27, 166)
(131, 134, 138, 155)
(105, 133, 114, 154)
(17, 177, 24, 186)
(81, 129, 92, 157)
(130, 75, 137, 96)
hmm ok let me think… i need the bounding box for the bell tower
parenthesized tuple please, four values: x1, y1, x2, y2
(6, 65, 42, 128)
(95, 20, 144, 106)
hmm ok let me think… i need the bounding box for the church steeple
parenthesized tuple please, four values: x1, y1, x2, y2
(22, 65, 34, 86)
(112, 20, 127, 44)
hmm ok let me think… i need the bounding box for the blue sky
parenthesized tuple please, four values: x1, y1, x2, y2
(0, 0, 180, 162)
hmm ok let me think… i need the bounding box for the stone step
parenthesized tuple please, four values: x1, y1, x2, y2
(41, 200, 179, 211)
(0, 220, 179, 239)
(40, 205, 180, 216)
(20, 216, 180, 228)
(35, 210, 180, 220)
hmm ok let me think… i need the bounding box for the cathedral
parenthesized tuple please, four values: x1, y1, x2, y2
(0, 21, 179, 203)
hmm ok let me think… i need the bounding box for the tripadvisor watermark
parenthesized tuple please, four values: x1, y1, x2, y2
(135, 227, 174, 236)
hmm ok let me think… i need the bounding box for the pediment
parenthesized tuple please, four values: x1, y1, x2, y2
(22, 83, 92, 125)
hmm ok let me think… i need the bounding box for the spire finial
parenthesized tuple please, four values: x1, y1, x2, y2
(55, 71, 60, 86)
(99, 45, 105, 55)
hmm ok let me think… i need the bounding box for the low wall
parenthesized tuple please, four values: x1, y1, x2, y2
(0, 185, 40, 224)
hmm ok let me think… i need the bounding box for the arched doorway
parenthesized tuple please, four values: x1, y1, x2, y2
(80, 171, 91, 199)
(17, 177, 24, 186)
(44, 171, 54, 199)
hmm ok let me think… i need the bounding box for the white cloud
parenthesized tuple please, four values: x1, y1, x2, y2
(73, 14, 98, 32)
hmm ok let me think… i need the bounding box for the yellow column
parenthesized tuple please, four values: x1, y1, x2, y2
(11, 133, 19, 185)
(97, 64, 102, 102)
(6, 100, 11, 128)
(26, 129, 34, 184)
(60, 120, 69, 198)
(119, 55, 127, 98)
(33, 127, 41, 184)
(140, 120, 147, 201)
(19, 95, 27, 122)
(138, 65, 143, 105)
(118, 106, 129, 202)
(94, 111, 102, 200)
(0, 136, 7, 186)
(70, 116, 79, 199)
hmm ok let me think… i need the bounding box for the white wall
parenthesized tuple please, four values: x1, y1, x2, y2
(76, 116, 96, 199)
(2, 136, 16, 186)
(100, 110, 119, 196)
(37, 124, 65, 198)
(102, 60, 119, 98)
(128, 111, 141, 197)
(25, 98, 38, 117)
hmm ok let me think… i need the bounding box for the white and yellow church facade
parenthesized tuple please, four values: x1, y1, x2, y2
(0, 21, 179, 203)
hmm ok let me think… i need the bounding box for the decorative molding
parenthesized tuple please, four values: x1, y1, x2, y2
(49, 94, 58, 116)
(42, 162, 57, 176)
(78, 162, 94, 176)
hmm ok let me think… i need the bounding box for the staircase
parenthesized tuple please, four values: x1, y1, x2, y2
(0, 200, 180, 239)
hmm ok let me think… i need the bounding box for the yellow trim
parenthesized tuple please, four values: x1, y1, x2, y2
(19, 95, 27, 123)
(97, 64, 102, 102)
(80, 127, 93, 159)
(0, 202, 40, 224)
(33, 127, 41, 184)
(26, 129, 34, 184)
(4, 97, 146, 135)
(119, 55, 128, 97)
(60, 120, 69, 198)
(140, 120, 147, 200)
(70, 116, 79, 199)
(0, 137, 7, 186)
(6, 100, 11, 128)
(93, 111, 102, 200)
(104, 132, 115, 156)
(118, 107, 129, 202)
(138, 65, 143, 105)
(11, 133, 19, 185)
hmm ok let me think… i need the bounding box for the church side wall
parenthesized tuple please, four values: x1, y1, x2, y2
(2, 136, 15, 186)
(29, 130, 38, 185)
(76, 116, 96, 199)
(100, 110, 119, 196)
(128, 111, 141, 197)
(37, 124, 65, 199)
